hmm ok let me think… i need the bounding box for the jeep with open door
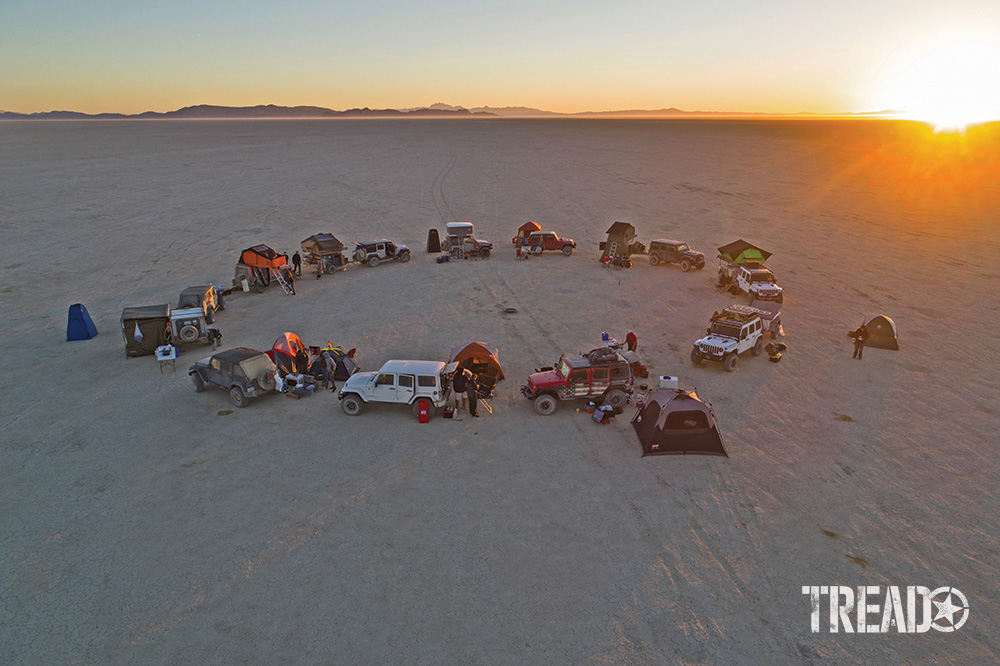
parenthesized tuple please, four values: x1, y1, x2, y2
(353, 240, 411, 267)
(520, 349, 634, 415)
(189, 347, 277, 407)
(339, 360, 457, 419)
(647, 240, 706, 271)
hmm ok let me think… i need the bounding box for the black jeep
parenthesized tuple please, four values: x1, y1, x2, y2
(189, 347, 276, 407)
(647, 240, 706, 271)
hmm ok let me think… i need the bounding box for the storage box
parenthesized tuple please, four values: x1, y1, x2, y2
(659, 375, 678, 390)
(443, 406, 455, 419)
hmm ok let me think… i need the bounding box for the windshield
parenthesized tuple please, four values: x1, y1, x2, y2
(751, 270, 774, 283)
(557, 358, 572, 378)
(710, 323, 741, 339)
(676, 243, 689, 252)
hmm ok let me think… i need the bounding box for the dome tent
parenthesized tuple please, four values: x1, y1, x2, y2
(864, 314, 899, 350)
(631, 389, 727, 457)
(448, 341, 504, 380)
(266, 332, 307, 374)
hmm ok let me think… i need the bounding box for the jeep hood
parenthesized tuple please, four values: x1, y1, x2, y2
(697, 334, 737, 348)
(344, 371, 376, 390)
(683, 249, 704, 258)
(527, 369, 563, 388)
(750, 283, 783, 293)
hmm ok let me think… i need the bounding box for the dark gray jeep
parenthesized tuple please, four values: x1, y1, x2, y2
(189, 347, 276, 407)
(647, 240, 706, 271)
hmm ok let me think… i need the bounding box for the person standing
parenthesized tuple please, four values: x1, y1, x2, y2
(322, 351, 337, 391)
(292, 251, 302, 276)
(852, 324, 869, 359)
(452, 366, 471, 412)
(466, 373, 480, 417)
(294, 347, 309, 374)
(283, 268, 296, 295)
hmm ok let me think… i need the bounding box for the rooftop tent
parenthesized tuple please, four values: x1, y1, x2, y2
(448, 341, 505, 381)
(239, 244, 287, 268)
(606, 221, 636, 238)
(266, 332, 307, 374)
(631, 389, 728, 457)
(120, 304, 170, 356)
(300, 233, 345, 255)
(717, 239, 772, 265)
(67, 303, 98, 341)
(864, 314, 900, 350)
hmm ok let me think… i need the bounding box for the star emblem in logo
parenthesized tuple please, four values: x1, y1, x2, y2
(929, 587, 969, 631)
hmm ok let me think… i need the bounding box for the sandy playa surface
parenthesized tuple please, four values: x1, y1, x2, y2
(2, 118, 998, 664)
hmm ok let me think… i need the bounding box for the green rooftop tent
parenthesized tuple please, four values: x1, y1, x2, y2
(717, 239, 772, 265)
(864, 314, 900, 350)
(631, 389, 728, 457)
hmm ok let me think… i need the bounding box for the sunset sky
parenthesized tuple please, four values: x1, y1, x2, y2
(3, 0, 1000, 117)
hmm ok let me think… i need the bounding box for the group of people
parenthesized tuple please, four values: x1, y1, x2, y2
(451, 366, 480, 417)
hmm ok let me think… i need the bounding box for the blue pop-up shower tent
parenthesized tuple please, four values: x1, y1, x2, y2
(67, 303, 98, 341)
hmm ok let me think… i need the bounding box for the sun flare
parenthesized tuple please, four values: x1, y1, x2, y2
(877, 38, 1000, 131)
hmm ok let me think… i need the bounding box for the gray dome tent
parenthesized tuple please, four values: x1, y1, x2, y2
(631, 389, 728, 457)
(864, 314, 899, 350)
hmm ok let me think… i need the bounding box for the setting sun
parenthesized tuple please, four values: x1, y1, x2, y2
(876, 37, 1000, 131)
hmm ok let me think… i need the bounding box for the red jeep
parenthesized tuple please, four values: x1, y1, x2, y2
(520, 349, 633, 415)
(524, 231, 576, 256)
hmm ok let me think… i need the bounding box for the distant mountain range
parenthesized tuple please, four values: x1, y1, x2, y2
(0, 102, 893, 120)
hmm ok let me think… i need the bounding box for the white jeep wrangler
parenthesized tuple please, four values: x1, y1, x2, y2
(736, 265, 784, 304)
(353, 240, 411, 267)
(691, 305, 766, 371)
(338, 360, 457, 419)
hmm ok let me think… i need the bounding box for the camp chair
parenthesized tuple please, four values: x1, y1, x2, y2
(475, 375, 497, 400)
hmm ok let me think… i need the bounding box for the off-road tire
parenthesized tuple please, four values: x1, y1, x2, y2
(771, 320, 781, 339)
(533, 394, 557, 416)
(179, 325, 199, 343)
(341, 394, 363, 415)
(561, 246, 573, 256)
(531, 246, 542, 255)
(205, 308, 216, 325)
(480, 248, 491, 259)
(777, 293, 784, 304)
(354, 249, 367, 263)
(412, 399, 436, 419)
(192, 372, 205, 392)
(649, 253, 660, 266)
(607, 388, 627, 409)
(229, 386, 249, 408)
(680, 258, 692, 272)
(751, 337, 764, 356)
(218, 293, 226, 310)
(723, 353, 739, 372)
(257, 370, 276, 391)
(368, 255, 380, 268)
(690, 348, 703, 365)
(400, 251, 410, 263)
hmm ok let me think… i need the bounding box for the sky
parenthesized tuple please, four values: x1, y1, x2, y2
(2, 0, 1000, 116)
